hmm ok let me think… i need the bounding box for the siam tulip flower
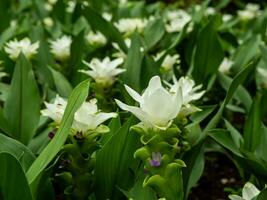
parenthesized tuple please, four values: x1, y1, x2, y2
(50, 35, 72, 61)
(4, 37, 39, 60)
(257, 67, 267, 89)
(41, 95, 117, 133)
(206, 7, 216, 16)
(154, 52, 180, 71)
(79, 57, 125, 87)
(66, 1, 76, 13)
(85, 31, 107, 47)
(165, 10, 191, 33)
(102, 12, 112, 21)
(114, 18, 147, 35)
(223, 14, 233, 22)
(169, 76, 205, 106)
(44, 3, 53, 11)
(115, 76, 183, 130)
(229, 182, 260, 200)
(219, 57, 233, 74)
(149, 152, 162, 167)
(112, 38, 131, 59)
(237, 3, 260, 21)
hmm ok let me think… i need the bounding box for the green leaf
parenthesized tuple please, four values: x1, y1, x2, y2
(218, 73, 252, 112)
(144, 18, 165, 50)
(0, 106, 11, 136)
(49, 67, 73, 98)
(208, 129, 242, 156)
(83, 6, 127, 52)
(0, 133, 35, 171)
(4, 54, 40, 145)
(123, 33, 144, 92)
(26, 79, 90, 186)
(94, 117, 140, 200)
(243, 94, 262, 152)
(224, 119, 243, 148)
(182, 142, 205, 199)
(192, 22, 224, 84)
(0, 152, 33, 200)
(257, 188, 267, 200)
(203, 59, 258, 134)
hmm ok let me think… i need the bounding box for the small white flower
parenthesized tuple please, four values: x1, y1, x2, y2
(79, 57, 125, 87)
(115, 18, 147, 35)
(10, 20, 17, 27)
(44, 3, 53, 11)
(257, 67, 267, 89)
(4, 37, 39, 60)
(102, 12, 112, 21)
(115, 76, 183, 130)
(206, 7, 216, 16)
(112, 38, 131, 59)
(41, 95, 117, 133)
(66, 0, 76, 13)
(43, 17, 54, 27)
(237, 3, 260, 21)
(223, 14, 233, 22)
(0, 72, 7, 80)
(47, 0, 57, 5)
(169, 76, 205, 106)
(50, 35, 72, 61)
(229, 182, 260, 200)
(165, 10, 191, 33)
(219, 57, 233, 74)
(85, 31, 107, 47)
(154, 53, 180, 71)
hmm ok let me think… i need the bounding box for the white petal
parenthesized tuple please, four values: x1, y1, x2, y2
(124, 85, 142, 103)
(242, 182, 260, 200)
(228, 195, 244, 200)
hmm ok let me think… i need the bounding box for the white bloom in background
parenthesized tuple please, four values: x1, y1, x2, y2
(219, 57, 233, 74)
(165, 10, 191, 33)
(115, 18, 147, 35)
(42, 96, 117, 133)
(115, 76, 183, 130)
(169, 76, 205, 106)
(229, 182, 260, 200)
(206, 7, 216, 16)
(66, 0, 76, 13)
(85, 31, 107, 47)
(223, 14, 233, 22)
(102, 12, 112, 21)
(50, 35, 72, 61)
(79, 57, 125, 87)
(4, 38, 39, 60)
(0, 72, 7, 80)
(44, 3, 53, 11)
(43, 17, 54, 27)
(257, 67, 267, 89)
(47, 0, 57, 5)
(154, 53, 180, 71)
(112, 38, 131, 59)
(10, 20, 17, 27)
(237, 3, 260, 21)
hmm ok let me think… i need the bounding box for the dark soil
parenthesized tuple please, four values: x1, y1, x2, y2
(188, 153, 243, 200)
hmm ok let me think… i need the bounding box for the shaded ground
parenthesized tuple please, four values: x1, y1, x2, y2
(188, 153, 243, 200)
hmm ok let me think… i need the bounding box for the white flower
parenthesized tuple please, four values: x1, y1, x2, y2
(169, 76, 205, 106)
(41, 95, 117, 133)
(115, 18, 147, 35)
(43, 17, 54, 27)
(206, 7, 216, 16)
(66, 1, 76, 13)
(223, 14, 233, 22)
(50, 35, 72, 61)
(165, 10, 191, 33)
(102, 12, 112, 21)
(79, 57, 125, 87)
(44, 3, 52, 11)
(85, 31, 107, 47)
(257, 67, 267, 89)
(4, 38, 39, 60)
(47, 0, 57, 5)
(229, 182, 260, 200)
(115, 76, 183, 130)
(112, 38, 131, 59)
(237, 3, 260, 21)
(219, 57, 233, 74)
(0, 72, 7, 80)
(154, 53, 180, 71)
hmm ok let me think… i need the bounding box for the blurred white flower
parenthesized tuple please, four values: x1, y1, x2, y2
(10, 20, 17, 27)
(43, 17, 54, 27)
(47, 0, 57, 5)
(115, 76, 183, 130)
(4, 37, 39, 60)
(102, 12, 112, 21)
(229, 182, 260, 200)
(41, 95, 117, 133)
(79, 57, 125, 87)
(206, 7, 216, 16)
(50, 35, 72, 61)
(44, 3, 53, 11)
(115, 18, 147, 35)
(85, 31, 107, 47)
(112, 38, 131, 59)
(219, 57, 233, 74)
(237, 3, 260, 21)
(0, 72, 7, 80)
(154, 53, 180, 71)
(169, 76, 205, 106)
(257, 67, 267, 89)
(223, 14, 233, 22)
(165, 10, 191, 33)
(66, 1, 76, 13)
